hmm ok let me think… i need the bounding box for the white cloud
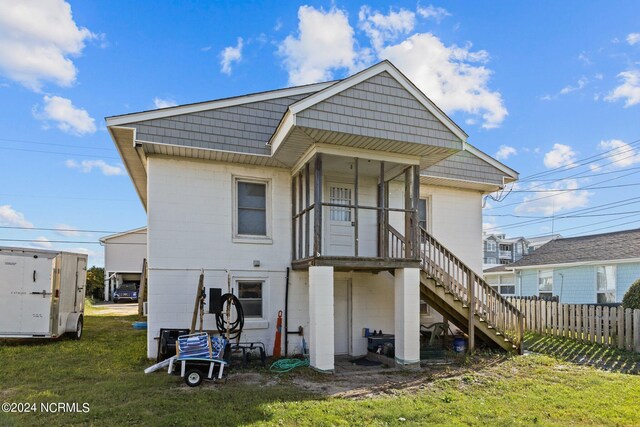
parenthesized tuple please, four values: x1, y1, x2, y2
(65, 159, 124, 176)
(544, 143, 576, 168)
(34, 95, 96, 135)
(495, 145, 517, 161)
(559, 77, 588, 95)
(31, 236, 53, 249)
(358, 6, 415, 51)
(605, 70, 640, 107)
(515, 179, 592, 215)
(54, 223, 80, 237)
(278, 5, 506, 128)
(153, 97, 177, 108)
(578, 52, 591, 65)
(278, 6, 367, 85)
(0, 0, 95, 91)
(379, 34, 507, 128)
(627, 33, 640, 46)
(220, 37, 243, 75)
(416, 5, 451, 22)
(592, 139, 640, 169)
(274, 19, 283, 32)
(0, 205, 33, 228)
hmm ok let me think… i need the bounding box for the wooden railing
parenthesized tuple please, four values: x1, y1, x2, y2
(419, 227, 524, 348)
(387, 225, 406, 258)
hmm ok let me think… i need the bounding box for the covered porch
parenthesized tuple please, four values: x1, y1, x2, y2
(290, 149, 423, 272)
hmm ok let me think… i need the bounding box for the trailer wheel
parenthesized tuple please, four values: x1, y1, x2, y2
(184, 369, 203, 387)
(72, 316, 83, 340)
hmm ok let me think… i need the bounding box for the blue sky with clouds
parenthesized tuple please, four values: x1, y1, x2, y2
(0, 0, 639, 266)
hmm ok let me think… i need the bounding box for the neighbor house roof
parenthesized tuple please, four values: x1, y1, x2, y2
(509, 228, 640, 268)
(483, 265, 512, 274)
(99, 227, 147, 243)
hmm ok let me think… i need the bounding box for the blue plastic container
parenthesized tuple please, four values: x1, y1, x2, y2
(453, 336, 467, 353)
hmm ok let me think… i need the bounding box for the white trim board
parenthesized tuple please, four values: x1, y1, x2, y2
(509, 257, 640, 271)
(105, 81, 334, 126)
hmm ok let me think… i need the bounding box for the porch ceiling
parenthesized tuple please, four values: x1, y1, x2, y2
(272, 125, 459, 169)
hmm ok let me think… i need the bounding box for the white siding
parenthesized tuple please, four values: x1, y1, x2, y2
(422, 185, 484, 275)
(104, 231, 147, 275)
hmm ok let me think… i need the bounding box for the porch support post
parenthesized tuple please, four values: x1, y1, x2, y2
(314, 154, 323, 256)
(354, 158, 359, 257)
(412, 165, 420, 254)
(404, 168, 412, 258)
(291, 175, 297, 260)
(394, 267, 420, 365)
(305, 162, 310, 258)
(309, 266, 334, 372)
(378, 162, 386, 257)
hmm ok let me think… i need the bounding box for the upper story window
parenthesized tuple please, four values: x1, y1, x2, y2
(486, 240, 496, 252)
(538, 269, 553, 298)
(235, 178, 270, 239)
(596, 265, 616, 303)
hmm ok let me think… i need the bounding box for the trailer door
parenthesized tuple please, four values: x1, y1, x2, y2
(0, 254, 26, 334)
(73, 257, 87, 312)
(20, 256, 54, 335)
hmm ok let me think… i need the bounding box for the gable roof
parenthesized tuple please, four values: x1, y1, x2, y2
(509, 228, 640, 268)
(99, 227, 147, 243)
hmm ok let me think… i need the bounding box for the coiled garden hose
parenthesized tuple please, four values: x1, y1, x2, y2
(269, 358, 310, 373)
(215, 293, 244, 340)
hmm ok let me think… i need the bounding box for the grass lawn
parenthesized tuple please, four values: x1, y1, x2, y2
(1, 307, 640, 426)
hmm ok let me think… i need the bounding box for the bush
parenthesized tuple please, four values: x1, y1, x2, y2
(622, 278, 640, 310)
(86, 266, 105, 301)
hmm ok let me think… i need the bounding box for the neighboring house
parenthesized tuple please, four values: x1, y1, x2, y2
(99, 227, 147, 302)
(483, 264, 516, 297)
(106, 60, 519, 370)
(508, 228, 640, 304)
(525, 234, 561, 253)
(483, 234, 528, 267)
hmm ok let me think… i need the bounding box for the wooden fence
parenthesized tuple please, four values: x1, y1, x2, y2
(506, 298, 640, 353)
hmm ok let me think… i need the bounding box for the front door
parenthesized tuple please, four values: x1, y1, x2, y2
(326, 183, 355, 256)
(333, 279, 350, 355)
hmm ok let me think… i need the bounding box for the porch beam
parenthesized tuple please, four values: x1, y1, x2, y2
(314, 154, 323, 256)
(305, 162, 311, 258)
(378, 161, 385, 258)
(412, 164, 420, 254)
(291, 175, 297, 260)
(404, 167, 412, 258)
(298, 170, 303, 260)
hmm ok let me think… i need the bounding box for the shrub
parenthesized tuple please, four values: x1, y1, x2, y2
(622, 278, 640, 310)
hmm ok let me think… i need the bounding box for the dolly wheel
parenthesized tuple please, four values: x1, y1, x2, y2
(73, 316, 83, 340)
(185, 369, 203, 387)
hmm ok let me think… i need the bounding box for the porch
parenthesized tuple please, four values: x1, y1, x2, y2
(290, 151, 422, 272)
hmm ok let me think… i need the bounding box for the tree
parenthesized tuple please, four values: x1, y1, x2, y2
(622, 278, 640, 310)
(86, 266, 105, 301)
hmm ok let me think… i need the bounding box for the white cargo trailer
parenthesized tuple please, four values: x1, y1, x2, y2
(0, 247, 87, 339)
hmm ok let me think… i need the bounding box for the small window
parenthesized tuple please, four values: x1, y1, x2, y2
(237, 180, 267, 236)
(329, 186, 352, 222)
(237, 281, 263, 318)
(596, 265, 616, 304)
(486, 240, 496, 252)
(500, 285, 516, 295)
(485, 257, 496, 265)
(538, 269, 553, 298)
(418, 198, 429, 230)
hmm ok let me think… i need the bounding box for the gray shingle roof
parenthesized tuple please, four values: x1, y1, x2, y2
(509, 228, 640, 268)
(483, 265, 511, 273)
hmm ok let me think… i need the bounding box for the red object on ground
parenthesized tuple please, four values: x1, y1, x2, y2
(273, 310, 283, 358)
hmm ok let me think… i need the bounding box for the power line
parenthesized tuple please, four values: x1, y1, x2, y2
(0, 225, 146, 234)
(0, 146, 121, 160)
(0, 238, 144, 245)
(0, 193, 137, 202)
(565, 220, 640, 237)
(508, 182, 640, 193)
(488, 209, 640, 219)
(0, 137, 115, 152)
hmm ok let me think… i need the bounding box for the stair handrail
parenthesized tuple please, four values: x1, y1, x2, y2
(418, 226, 524, 348)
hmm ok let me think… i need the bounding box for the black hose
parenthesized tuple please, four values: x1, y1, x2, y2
(284, 267, 290, 356)
(215, 293, 244, 340)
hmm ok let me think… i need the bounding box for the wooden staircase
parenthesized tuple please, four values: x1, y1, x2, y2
(418, 227, 524, 353)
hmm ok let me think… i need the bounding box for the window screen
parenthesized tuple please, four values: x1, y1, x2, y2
(238, 281, 263, 318)
(596, 265, 616, 303)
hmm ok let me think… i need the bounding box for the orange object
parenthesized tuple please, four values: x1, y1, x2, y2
(273, 310, 283, 358)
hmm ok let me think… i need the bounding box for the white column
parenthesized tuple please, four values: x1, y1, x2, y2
(308, 266, 334, 372)
(394, 267, 420, 365)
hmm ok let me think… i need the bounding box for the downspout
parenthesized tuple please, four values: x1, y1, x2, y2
(284, 267, 290, 356)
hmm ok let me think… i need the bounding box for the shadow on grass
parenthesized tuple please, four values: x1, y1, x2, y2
(524, 333, 640, 374)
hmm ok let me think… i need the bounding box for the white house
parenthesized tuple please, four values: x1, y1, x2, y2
(106, 61, 521, 371)
(99, 227, 147, 301)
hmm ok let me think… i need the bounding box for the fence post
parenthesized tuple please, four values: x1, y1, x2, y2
(626, 308, 633, 352)
(634, 309, 640, 353)
(603, 306, 610, 347)
(577, 304, 583, 342)
(617, 307, 624, 350)
(595, 306, 602, 344)
(562, 304, 569, 338)
(589, 305, 596, 343)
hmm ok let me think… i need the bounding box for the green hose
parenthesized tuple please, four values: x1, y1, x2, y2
(269, 358, 310, 373)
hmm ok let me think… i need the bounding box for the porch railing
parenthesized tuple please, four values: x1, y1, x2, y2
(419, 226, 524, 348)
(387, 225, 406, 258)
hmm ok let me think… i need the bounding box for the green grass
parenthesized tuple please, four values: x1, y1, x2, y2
(1, 311, 639, 426)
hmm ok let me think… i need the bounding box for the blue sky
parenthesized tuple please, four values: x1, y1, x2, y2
(0, 1, 639, 266)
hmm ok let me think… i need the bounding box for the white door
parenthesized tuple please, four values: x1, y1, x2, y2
(334, 280, 350, 355)
(0, 255, 26, 334)
(74, 257, 87, 312)
(326, 183, 355, 256)
(20, 256, 54, 335)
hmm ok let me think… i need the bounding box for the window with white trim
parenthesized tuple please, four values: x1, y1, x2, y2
(486, 240, 496, 252)
(235, 179, 269, 237)
(237, 280, 263, 318)
(538, 269, 553, 299)
(418, 198, 429, 231)
(596, 265, 616, 304)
